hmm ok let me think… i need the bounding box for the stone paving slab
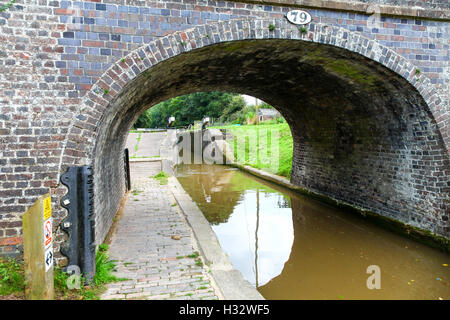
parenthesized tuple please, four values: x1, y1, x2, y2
(126, 131, 167, 158)
(135, 132, 167, 158)
(101, 161, 219, 300)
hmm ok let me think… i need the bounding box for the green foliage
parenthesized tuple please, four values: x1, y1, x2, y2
(195, 259, 203, 267)
(220, 101, 282, 125)
(0, 0, 16, 13)
(215, 123, 293, 178)
(94, 244, 121, 286)
(132, 189, 142, 195)
(56, 244, 127, 299)
(0, 258, 25, 296)
(152, 171, 169, 185)
(258, 102, 274, 109)
(54, 266, 86, 300)
(134, 132, 142, 153)
(217, 95, 246, 123)
(133, 91, 283, 128)
(133, 92, 242, 128)
(133, 91, 286, 129)
(223, 105, 256, 125)
(187, 252, 199, 259)
(0, 244, 125, 300)
(54, 266, 69, 291)
(268, 24, 275, 31)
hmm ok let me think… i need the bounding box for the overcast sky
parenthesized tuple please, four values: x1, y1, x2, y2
(241, 94, 264, 106)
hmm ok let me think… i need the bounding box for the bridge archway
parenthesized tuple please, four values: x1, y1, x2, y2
(60, 18, 449, 246)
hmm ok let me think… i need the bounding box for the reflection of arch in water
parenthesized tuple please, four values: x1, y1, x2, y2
(254, 190, 295, 287)
(178, 164, 295, 288)
(258, 195, 348, 299)
(211, 186, 294, 288)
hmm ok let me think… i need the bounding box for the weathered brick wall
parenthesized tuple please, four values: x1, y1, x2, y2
(289, 78, 449, 236)
(0, 0, 448, 261)
(92, 102, 129, 247)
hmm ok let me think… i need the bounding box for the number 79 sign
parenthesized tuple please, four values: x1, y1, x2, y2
(286, 10, 312, 25)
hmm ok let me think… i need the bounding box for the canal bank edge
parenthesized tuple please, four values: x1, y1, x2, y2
(168, 176, 265, 300)
(229, 163, 450, 254)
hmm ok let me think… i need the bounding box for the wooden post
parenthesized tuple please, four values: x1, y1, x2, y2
(22, 193, 54, 300)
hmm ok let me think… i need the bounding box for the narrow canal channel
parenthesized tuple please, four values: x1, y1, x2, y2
(175, 163, 449, 300)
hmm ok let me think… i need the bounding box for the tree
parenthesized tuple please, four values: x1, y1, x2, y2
(132, 92, 242, 128)
(133, 109, 152, 129)
(218, 95, 246, 123)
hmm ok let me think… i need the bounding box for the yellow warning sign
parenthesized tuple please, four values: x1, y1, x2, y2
(43, 196, 51, 221)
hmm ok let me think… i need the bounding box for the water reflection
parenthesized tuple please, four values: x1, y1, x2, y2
(176, 163, 450, 300)
(176, 164, 241, 224)
(212, 190, 293, 287)
(176, 164, 294, 287)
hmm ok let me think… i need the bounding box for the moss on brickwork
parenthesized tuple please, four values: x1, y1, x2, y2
(363, 211, 450, 253)
(223, 41, 247, 52)
(325, 59, 379, 88)
(301, 48, 380, 88)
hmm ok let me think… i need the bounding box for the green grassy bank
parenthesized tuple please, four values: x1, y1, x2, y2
(0, 244, 126, 300)
(211, 122, 293, 178)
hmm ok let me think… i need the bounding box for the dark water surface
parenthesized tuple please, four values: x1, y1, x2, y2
(176, 163, 449, 300)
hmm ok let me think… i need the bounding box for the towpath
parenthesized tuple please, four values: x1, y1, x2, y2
(101, 132, 219, 300)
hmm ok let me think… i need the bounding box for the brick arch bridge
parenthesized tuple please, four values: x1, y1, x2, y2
(0, 0, 448, 260)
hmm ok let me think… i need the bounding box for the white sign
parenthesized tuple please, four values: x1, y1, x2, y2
(43, 218, 52, 249)
(286, 10, 312, 25)
(44, 245, 53, 272)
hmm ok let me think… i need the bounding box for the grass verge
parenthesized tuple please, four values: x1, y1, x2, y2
(212, 122, 293, 178)
(1, 243, 127, 300)
(55, 243, 128, 300)
(0, 257, 25, 299)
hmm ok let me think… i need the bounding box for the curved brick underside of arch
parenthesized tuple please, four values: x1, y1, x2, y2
(61, 19, 449, 243)
(64, 19, 448, 162)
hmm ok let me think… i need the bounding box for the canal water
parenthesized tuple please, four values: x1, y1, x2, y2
(175, 163, 449, 300)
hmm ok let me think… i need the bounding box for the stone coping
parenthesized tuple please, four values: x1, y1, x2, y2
(168, 176, 265, 300)
(129, 157, 163, 162)
(226, 0, 450, 20)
